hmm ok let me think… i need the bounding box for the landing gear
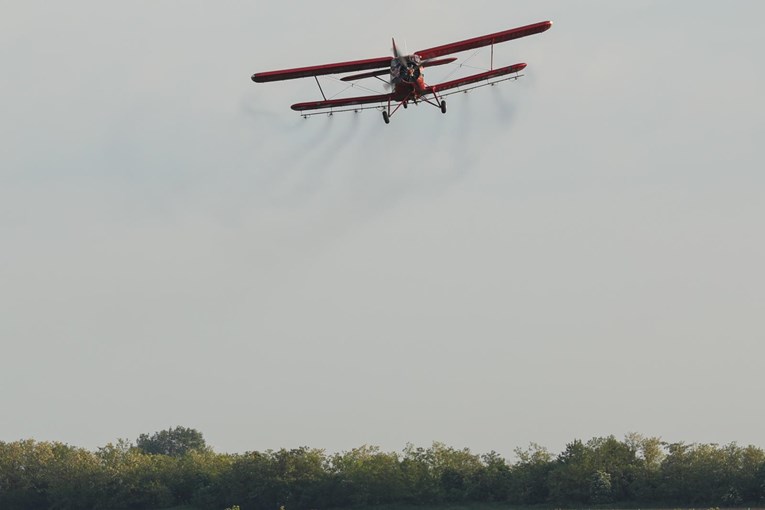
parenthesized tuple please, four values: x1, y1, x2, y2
(382, 92, 415, 124)
(440, 100, 447, 114)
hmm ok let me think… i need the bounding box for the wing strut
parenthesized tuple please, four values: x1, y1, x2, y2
(314, 77, 327, 101)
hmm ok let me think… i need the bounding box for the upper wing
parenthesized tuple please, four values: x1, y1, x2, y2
(291, 92, 393, 111)
(426, 63, 527, 94)
(252, 56, 391, 83)
(415, 21, 552, 60)
(340, 69, 390, 82)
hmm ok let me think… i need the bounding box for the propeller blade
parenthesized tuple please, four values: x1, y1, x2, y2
(392, 38, 407, 66)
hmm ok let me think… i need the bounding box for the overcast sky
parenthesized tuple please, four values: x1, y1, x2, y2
(1, 1, 764, 459)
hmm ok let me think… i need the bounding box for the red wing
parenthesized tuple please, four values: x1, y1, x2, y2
(341, 69, 390, 82)
(291, 93, 393, 111)
(415, 21, 552, 60)
(252, 56, 390, 83)
(426, 63, 527, 94)
(422, 57, 458, 69)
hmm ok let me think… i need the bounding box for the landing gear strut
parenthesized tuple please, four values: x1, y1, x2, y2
(382, 94, 411, 124)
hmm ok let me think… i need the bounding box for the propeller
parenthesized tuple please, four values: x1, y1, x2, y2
(391, 38, 407, 67)
(361, 39, 456, 91)
(386, 38, 408, 90)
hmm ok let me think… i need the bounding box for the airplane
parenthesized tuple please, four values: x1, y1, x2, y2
(251, 20, 552, 124)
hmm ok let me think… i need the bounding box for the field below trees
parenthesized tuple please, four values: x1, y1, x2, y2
(156, 505, 765, 510)
(2, 428, 764, 510)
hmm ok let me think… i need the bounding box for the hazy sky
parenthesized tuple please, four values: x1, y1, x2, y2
(2, 1, 764, 459)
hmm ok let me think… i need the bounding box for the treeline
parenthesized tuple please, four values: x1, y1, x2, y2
(2, 428, 765, 510)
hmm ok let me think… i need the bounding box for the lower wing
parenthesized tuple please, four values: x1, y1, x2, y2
(291, 92, 393, 111)
(426, 63, 527, 94)
(291, 63, 526, 111)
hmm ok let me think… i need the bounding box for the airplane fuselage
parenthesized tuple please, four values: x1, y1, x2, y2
(390, 55, 427, 101)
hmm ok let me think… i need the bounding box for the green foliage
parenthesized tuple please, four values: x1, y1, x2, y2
(509, 443, 553, 504)
(0, 439, 56, 509)
(136, 426, 208, 457)
(329, 445, 406, 506)
(589, 469, 613, 503)
(1, 432, 764, 510)
(474, 451, 512, 501)
(398, 442, 490, 504)
(656, 440, 765, 506)
(220, 447, 328, 510)
(98, 440, 176, 509)
(45, 442, 102, 509)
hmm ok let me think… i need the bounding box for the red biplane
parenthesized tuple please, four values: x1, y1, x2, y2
(251, 20, 552, 124)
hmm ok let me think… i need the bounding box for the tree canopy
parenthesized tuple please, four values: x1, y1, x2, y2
(1, 431, 764, 510)
(136, 426, 209, 457)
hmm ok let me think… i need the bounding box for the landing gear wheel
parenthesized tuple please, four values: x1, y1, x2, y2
(440, 100, 447, 114)
(382, 111, 390, 124)
(403, 102, 408, 109)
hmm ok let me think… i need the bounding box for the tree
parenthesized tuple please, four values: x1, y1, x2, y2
(45, 442, 102, 510)
(625, 433, 665, 502)
(400, 443, 439, 503)
(657, 441, 742, 506)
(429, 442, 483, 502)
(171, 449, 234, 508)
(328, 445, 405, 506)
(590, 470, 613, 503)
(0, 440, 54, 509)
(586, 435, 639, 501)
(97, 440, 176, 509)
(546, 436, 639, 505)
(223, 447, 328, 510)
(399, 442, 485, 503)
(547, 439, 591, 504)
(136, 426, 208, 457)
(473, 451, 512, 502)
(509, 442, 553, 504)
